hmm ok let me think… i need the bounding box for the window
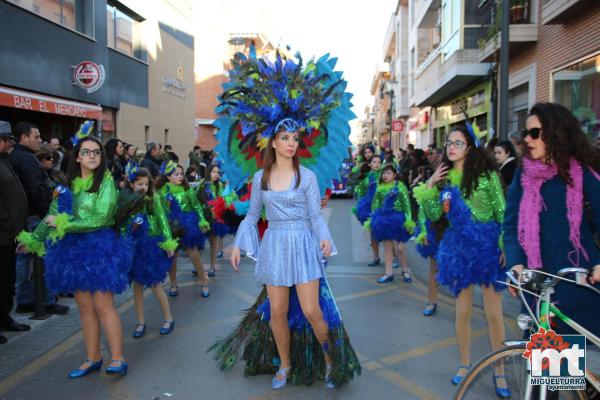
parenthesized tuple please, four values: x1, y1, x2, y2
(553, 53, 600, 140)
(508, 84, 529, 134)
(106, 3, 145, 61)
(164, 129, 170, 145)
(441, 0, 461, 61)
(145, 126, 150, 143)
(7, 0, 94, 37)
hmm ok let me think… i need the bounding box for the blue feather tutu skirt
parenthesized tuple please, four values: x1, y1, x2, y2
(416, 220, 439, 259)
(210, 221, 229, 238)
(355, 190, 375, 225)
(44, 228, 133, 294)
(129, 233, 172, 287)
(208, 278, 361, 387)
(434, 186, 505, 297)
(370, 209, 411, 243)
(170, 210, 206, 250)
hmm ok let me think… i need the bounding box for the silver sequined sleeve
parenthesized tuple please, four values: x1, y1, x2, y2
(232, 171, 263, 260)
(305, 170, 338, 256)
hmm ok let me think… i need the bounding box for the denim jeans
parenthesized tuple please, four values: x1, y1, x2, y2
(15, 216, 55, 306)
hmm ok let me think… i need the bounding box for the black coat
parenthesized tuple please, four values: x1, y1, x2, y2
(499, 158, 517, 188)
(140, 153, 162, 179)
(0, 153, 28, 245)
(8, 144, 53, 218)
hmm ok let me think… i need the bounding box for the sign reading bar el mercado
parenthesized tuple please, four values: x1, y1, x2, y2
(163, 62, 186, 99)
(73, 61, 106, 93)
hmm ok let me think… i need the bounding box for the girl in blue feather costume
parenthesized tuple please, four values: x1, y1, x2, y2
(352, 155, 382, 266)
(17, 134, 131, 378)
(413, 125, 508, 392)
(202, 164, 229, 277)
(117, 166, 178, 338)
(414, 205, 444, 316)
(156, 162, 211, 298)
(366, 164, 415, 283)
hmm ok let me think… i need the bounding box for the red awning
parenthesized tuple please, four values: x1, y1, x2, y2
(0, 85, 102, 120)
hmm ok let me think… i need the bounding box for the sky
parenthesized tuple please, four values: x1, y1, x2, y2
(193, 0, 398, 141)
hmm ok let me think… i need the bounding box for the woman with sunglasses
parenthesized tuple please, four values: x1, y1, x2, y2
(504, 102, 600, 338)
(414, 125, 509, 397)
(17, 124, 132, 378)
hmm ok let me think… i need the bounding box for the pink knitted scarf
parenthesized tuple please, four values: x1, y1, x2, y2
(518, 157, 589, 269)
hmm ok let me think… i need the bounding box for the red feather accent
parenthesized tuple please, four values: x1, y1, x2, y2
(208, 197, 228, 223)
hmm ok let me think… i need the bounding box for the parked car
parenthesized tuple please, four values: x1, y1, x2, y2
(331, 159, 354, 198)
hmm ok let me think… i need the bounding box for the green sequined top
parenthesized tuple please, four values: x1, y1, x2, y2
(354, 170, 379, 198)
(413, 169, 506, 224)
(120, 193, 178, 251)
(157, 182, 208, 225)
(18, 172, 118, 256)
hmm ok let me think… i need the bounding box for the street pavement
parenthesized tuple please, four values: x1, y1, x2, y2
(0, 198, 522, 400)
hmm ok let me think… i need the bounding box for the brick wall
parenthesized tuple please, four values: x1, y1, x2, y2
(510, 1, 600, 102)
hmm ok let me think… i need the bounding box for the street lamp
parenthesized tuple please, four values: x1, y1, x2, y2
(228, 36, 246, 57)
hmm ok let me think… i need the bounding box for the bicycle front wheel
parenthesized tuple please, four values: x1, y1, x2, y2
(453, 345, 588, 400)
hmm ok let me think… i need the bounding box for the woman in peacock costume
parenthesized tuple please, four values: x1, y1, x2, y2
(365, 163, 415, 283)
(352, 153, 382, 266)
(116, 162, 178, 338)
(155, 161, 211, 298)
(208, 48, 360, 390)
(17, 124, 132, 378)
(413, 125, 509, 396)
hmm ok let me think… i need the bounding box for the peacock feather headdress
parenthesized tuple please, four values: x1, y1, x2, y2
(215, 47, 356, 195)
(71, 120, 95, 146)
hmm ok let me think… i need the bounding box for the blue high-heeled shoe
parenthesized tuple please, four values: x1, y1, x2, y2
(159, 320, 175, 335)
(200, 285, 210, 298)
(423, 303, 437, 317)
(105, 360, 128, 376)
(392, 259, 400, 269)
(132, 323, 146, 339)
(207, 267, 216, 277)
(216, 251, 223, 259)
(376, 274, 394, 283)
(451, 364, 471, 385)
(493, 374, 512, 398)
(68, 359, 103, 379)
(401, 270, 413, 283)
(271, 367, 291, 390)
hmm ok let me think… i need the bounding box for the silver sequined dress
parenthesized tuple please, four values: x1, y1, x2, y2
(233, 166, 337, 287)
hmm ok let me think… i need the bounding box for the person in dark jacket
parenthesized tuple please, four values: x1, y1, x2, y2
(140, 142, 163, 179)
(504, 103, 600, 338)
(8, 122, 68, 315)
(105, 138, 126, 188)
(0, 121, 30, 343)
(493, 140, 517, 189)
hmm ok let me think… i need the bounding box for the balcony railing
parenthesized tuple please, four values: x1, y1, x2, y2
(478, 0, 532, 49)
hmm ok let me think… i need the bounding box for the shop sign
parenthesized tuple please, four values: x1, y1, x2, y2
(0, 85, 102, 119)
(392, 120, 404, 132)
(72, 61, 106, 93)
(162, 62, 186, 99)
(451, 90, 486, 115)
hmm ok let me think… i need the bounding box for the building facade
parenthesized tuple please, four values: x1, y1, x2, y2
(0, 0, 196, 158)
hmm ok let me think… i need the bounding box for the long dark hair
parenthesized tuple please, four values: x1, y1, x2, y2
(205, 163, 222, 197)
(528, 102, 600, 185)
(260, 131, 301, 191)
(359, 143, 375, 162)
(105, 139, 123, 161)
(441, 125, 496, 197)
(155, 164, 190, 191)
(66, 137, 107, 193)
(115, 168, 154, 230)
